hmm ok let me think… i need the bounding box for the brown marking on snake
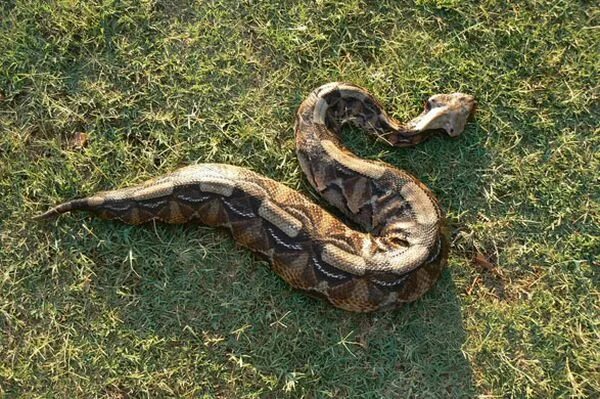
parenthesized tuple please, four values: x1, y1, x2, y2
(341, 175, 372, 214)
(35, 82, 475, 312)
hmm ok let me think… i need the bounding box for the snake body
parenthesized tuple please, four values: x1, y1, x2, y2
(37, 82, 475, 312)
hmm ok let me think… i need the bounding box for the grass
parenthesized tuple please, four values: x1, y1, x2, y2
(0, 0, 598, 397)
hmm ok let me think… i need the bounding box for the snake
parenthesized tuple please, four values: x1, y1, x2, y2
(37, 82, 476, 312)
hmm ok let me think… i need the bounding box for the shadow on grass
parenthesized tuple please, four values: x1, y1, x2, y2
(73, 218, 475, 397)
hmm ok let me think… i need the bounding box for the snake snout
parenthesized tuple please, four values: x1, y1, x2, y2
(409, 92, 476, 137)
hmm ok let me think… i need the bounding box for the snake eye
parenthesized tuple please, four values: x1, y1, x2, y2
(424, 100, 432, 111)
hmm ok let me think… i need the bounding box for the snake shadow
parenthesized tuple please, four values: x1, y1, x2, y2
(81, 225, 474, 398)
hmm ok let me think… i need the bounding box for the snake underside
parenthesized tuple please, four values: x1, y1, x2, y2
(37, 82, 475, 312)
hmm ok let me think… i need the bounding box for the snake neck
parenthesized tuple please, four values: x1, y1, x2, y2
(296, 82, 433, 149)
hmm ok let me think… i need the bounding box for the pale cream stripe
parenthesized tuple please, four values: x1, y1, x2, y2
(312, 97, 329, 124)
(87, 196, 105, 206)
(258, 200, 303, 238)
(321, 244, 366, 275)
(321, 139, 386, 179)
(399, 182, 438, 225)
(131, 181, 174, 200)
(199, 179, 235, 197)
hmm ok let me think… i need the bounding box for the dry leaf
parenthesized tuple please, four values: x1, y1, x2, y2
(472, 252, 495, 271)
(70, 132, 89, 149)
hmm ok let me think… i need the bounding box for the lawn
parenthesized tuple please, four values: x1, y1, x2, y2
(0, 0, 598, 397)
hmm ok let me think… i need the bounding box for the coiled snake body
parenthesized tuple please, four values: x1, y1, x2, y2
(37, 83, 476, 312)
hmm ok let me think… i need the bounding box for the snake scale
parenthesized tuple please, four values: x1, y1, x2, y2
(37, 82, 476, 312)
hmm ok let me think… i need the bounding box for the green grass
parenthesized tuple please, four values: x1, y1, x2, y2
(1, 0, 598, 397)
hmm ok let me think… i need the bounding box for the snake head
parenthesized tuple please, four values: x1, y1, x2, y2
(410, 93, 476, 137)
